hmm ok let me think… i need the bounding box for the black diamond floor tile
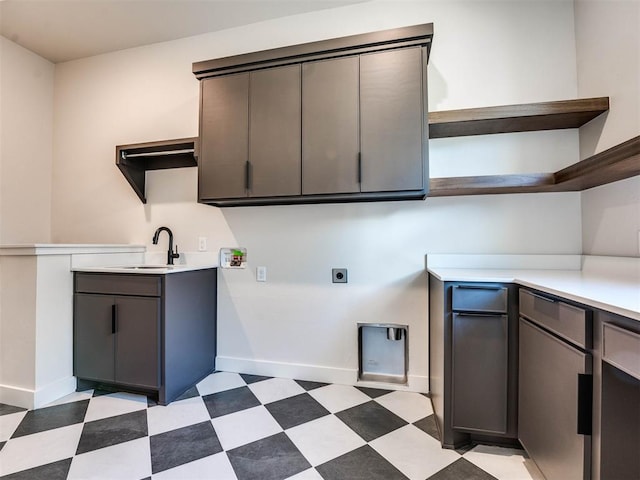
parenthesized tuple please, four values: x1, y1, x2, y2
(92, 388, 116, 397)
(356, 386, 391, 399)
(227, 432, 311, 480)
(265, 393, 329, 429)
(76, 409, 147, 454)
(0, 404, 27, 417)
(427, 458, 498, 480)
(10, 400, 89, 438)
(414, 414, 440, 441)
(295, 380, 328, 391)
(0, 458, 72, 480)
(203, 386, 261, 419)
(316, 445, 408, 480)
(150, 421, 222, 474)
(240, 373, 272, 384)
(174, 385, 200, 401)
(336, 400, 407, 442)
(0, 441, 5, 451)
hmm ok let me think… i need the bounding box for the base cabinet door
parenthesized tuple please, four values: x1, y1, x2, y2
(114, 296, 160, 389)
(519, 318, 591, 480)
(452, 313, 508, 434)
(74, 293, 160, 390)
(74, 294, 116, 383)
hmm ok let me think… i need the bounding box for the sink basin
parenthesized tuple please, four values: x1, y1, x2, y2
(123, 265, 174, 269)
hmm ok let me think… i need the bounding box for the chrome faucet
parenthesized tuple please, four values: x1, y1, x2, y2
(152, 226, 180, 265)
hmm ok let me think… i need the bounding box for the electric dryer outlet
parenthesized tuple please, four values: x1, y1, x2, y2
(332, 268, 348, 283)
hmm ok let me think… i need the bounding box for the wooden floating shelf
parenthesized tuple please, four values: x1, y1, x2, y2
(116, 137, 198, 203)
(429, 97, 610, 138)
(429, 135, 640, 197)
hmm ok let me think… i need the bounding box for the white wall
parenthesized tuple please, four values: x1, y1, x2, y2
(575, 0, 640, 256)
(0, 36, 54, 244)
(50, 1, 583, 389)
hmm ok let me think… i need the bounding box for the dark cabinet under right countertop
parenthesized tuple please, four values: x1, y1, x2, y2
(428, 276, 519, 449)
(518, 289, 593, 480)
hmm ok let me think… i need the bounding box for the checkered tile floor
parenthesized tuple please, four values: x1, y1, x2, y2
(0, 372, 542, 479)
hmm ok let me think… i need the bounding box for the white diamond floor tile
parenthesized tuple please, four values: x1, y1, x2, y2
(374, 391, 434, 423)
(0, 423, 83, 476)
(463, 445, 545, 480)
(247, 377, 306, 404)
(284, 467, 324, 479)
(68, 436, 151, 480)
(44, 390, 94, 408)
(152, 451, 238, 480)
(147, 396, 211, 436)
(211, 405, 282, 451)
(196, 372, 246, 396)
(0, 410, 27, 442)
(286, 414, 366, 467)
(370, 424, 460, 480)
(307, 384, 370, 413)
(83, 391, 148, 422)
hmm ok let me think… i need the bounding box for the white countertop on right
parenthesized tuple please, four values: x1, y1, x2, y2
(426, 255, 640, 321)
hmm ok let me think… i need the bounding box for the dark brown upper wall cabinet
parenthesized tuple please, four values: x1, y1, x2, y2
(199, 65, 302, 200)
(360, 47, 425, 193)
(249, 64, 302, 198)
(302, 55, 360, 195)
(199, 73, 249, 200)
(194, 24, 433, 207)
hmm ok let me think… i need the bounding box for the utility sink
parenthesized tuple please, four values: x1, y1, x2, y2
(118, 265, 176, 270)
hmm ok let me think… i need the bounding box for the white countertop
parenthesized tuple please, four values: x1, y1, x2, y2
(426, 255, 640, 321)
(0, 244, 146, 255)
(72, 264, 217, 275)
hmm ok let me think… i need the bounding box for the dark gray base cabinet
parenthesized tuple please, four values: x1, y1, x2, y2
(518, 288, 593, 480)
(73, 269, 217, 405)
(428, 275, 519, 449)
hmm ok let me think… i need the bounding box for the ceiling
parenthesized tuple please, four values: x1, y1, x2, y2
(0, 0, 365, 63)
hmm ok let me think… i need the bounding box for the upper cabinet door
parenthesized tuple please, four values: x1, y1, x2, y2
(199, 73, 249, 200)
(249, 65, 301, 197)
(302, 56, 360, 195)
(360, 47, 425, 192)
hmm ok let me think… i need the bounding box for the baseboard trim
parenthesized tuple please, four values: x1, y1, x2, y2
(216, 356, 428, 393)
(0, 376, 76, 410)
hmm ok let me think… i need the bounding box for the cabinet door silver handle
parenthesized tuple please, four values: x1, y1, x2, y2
(455, 313, 501, 318)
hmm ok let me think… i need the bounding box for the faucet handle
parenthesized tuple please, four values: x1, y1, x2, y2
(172, 245, 180, 259)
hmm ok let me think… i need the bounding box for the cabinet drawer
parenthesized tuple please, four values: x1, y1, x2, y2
(519, 289, 590, 348)
(452, 285, 507, 313)
(603, 323, 640, 380)
(75, 273, 161, 297)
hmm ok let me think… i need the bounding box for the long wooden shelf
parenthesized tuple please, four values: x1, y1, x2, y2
(428, 135, 640, 197)
(116, 137, 197, 203)
(429, 97, 609, 138)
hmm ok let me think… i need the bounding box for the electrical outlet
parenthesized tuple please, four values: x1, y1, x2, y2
(198, 237, 207, 252)
(257, 266, 267, 282)
(332, 268, 347, 283)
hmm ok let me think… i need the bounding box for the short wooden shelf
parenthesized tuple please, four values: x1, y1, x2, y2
(429, 97, 609, 138)
(429, 135, 640, 197)
(116, 138, 197, 203)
